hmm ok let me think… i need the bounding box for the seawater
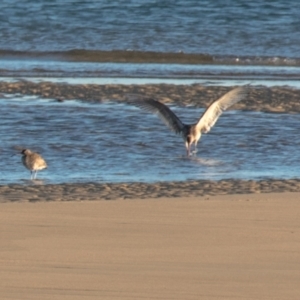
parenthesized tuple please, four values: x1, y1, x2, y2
(1, 95, 300, 184)
(1, 60, 300, 88)
(0, 0, 299, 60)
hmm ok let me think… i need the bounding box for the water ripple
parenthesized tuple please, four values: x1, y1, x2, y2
(1, 95, 300, 184)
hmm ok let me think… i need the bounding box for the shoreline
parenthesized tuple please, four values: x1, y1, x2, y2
(2, 178, 300, 202)
(0, 81, 299, 199)
(0, 81, 300, 113)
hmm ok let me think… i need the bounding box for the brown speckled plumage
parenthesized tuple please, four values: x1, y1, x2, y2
(21, 149, 47, 180)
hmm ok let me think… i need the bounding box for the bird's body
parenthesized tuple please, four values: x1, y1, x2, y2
(127, 86, 249, 155)
(21, 149, 47, 180)
(182, 124, 202, 153)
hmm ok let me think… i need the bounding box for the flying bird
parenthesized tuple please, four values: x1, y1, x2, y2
(21, 149, 47, 180)
(127, 86, 248, 156)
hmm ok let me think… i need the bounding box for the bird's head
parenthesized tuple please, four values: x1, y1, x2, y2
(21, 149, 31, 155)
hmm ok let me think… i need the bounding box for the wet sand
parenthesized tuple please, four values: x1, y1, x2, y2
(1, 179, 300, 202)
(0, 49, 213, 64)
(1, 192, 300, 299)
(1, 81, 300, 113)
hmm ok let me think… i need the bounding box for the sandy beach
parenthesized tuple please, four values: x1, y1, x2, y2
(1, 81, 300, 299)
(1, 192, 300, 300)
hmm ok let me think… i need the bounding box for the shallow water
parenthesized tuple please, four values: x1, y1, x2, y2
(1, 60, 300, 88)
(2, 60, 300, 78)
(1, 94, 300, 184)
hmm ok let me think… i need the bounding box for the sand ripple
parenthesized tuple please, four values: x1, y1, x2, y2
(0, 179, 300, 202)
(0, 81, 300, 113)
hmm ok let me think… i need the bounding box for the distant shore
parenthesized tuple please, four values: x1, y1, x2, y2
(0, 81, 300, 113)
(0, 49, 213, 64)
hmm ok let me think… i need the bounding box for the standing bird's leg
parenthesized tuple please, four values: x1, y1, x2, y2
(186, 147, 190, 156)
(34, 171, 38, 180)
(185, 138, 191, 156)
(193, 141, 198, 154)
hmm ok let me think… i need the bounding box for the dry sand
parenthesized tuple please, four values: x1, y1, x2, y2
(1, 192, 300, 300)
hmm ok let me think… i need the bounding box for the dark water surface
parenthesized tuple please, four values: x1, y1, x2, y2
(0, 0, 299, 62)
(1, 95, 300, 184)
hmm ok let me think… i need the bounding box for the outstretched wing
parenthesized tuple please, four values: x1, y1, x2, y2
(196, 86, 248, 133)
(126, 96, 185, 134)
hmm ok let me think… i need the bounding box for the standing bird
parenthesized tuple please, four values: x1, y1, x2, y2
(127, 86, 248, 156)
(21, 149, 47, 180)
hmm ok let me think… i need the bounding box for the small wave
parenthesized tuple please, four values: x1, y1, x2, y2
(1, 49, 300, 67)
(214, 55, 300, 66)
(188, 156, 223, 166)
(0, 49, 213, 64)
